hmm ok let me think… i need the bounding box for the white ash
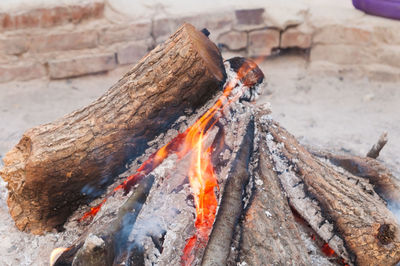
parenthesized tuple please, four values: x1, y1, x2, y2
(298, 229, 335, 266)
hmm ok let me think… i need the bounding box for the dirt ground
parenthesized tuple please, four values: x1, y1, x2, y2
(0, 54, 399, 265)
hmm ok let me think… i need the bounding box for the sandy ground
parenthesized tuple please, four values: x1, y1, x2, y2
(0, 54, 399, 265)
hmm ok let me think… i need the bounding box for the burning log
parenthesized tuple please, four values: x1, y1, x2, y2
(201, 114, 254, 265)
(54, 169, 157, 265)
(259, 111, 400, 265)
(0, 23, 226, 234)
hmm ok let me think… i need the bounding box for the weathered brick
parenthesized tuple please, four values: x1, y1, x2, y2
(248, 29, 280, 57)
(153, 14, 233, 44)
(363, 64, 400, 82)
(0, 62, 46, 83)
(30, 31, 98, 53)
(281, 27, 312, 49)
(0, 36, 29, 55)
(117, 41, 150, 65)
(99, 22, 152, 45)
(48, 53, 117, 79)
(372, 25, 400, 45)
(235, 9, 265, 25)
(377, 45, 400, 69)
(313, 25, 372, 45)
(217, 31, 247, 50)
(0, 2, 104, 31)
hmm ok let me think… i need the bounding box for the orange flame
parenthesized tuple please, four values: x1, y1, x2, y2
(78, 58, 261, 264)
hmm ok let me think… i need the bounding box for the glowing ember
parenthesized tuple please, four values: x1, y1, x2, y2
(77, 198, 106, 222)
(49, 247, 70, 266)
(321, 243, 335, 257)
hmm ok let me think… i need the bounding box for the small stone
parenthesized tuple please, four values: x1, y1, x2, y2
(363, 93, 375, 102)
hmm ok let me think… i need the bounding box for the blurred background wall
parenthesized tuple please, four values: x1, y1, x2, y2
(1, 0, 399, 83)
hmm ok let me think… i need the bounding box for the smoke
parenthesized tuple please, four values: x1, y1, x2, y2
(128, 215, 165, 248)
(0, 177, 8, 210)
(81, 184, 104, 198)
(387, 201, 400, 225)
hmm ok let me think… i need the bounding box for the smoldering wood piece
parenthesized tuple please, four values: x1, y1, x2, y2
(200, 116, 254, 266)
(238, 120, 310, 265)
(54, 173, 156, 266)
(311, 150, 400, 206)
(366, 132, 388, 159)
(121, 151, 198, 266)
(0, 23, 226, 234)
(258, 110, 400, 266)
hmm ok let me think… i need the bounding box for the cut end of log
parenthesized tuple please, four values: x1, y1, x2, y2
(184, 23, 226, 83)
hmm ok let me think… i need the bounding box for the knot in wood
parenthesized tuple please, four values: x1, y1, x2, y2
(377, 223, 396, 245)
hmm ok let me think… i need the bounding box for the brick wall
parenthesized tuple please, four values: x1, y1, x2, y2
(0, 1, 399, 83)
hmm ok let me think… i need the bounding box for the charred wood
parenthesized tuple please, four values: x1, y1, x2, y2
(238, 115, 310, 265)
(54, 174, 155, 265)
(258, 108, 400, 266)
(366, 132, 388, 159)
(311, 150, 400, 207)
(201, 115, 254, 265)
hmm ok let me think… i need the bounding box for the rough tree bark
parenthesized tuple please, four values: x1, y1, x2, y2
(201, 116, 254, 265)
(0, 23, 226, 235)
(311, 150, 400, 205)
(258, 109, 400, 266)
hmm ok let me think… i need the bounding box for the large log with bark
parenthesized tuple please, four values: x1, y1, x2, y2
(0, 23, 226, 235)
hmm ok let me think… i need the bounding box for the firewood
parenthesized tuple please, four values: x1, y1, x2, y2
(238, 115, 310, 265)
(258, 109, 400, 266)
(0, 23, 226, 235)
(366, 132, 388, 159)
(311, 150, 400, 206)
(54, 173, 156, 265)
(201, 115, 254, 265)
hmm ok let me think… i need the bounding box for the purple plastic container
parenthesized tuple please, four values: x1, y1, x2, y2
(353, 0, 400, 20)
